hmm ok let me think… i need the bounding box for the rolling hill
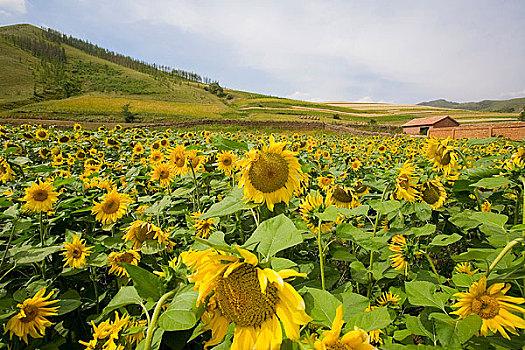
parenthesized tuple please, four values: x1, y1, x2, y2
(0, 23, 520, 131)
(418, 98, 525, 113)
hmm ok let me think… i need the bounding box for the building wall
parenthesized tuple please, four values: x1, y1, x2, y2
(429, 122, 525, 140)
(433, 118, 459, 128)
(403, 126, 423, 135)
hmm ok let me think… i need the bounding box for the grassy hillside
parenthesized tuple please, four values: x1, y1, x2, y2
(418, 98, 525, 113)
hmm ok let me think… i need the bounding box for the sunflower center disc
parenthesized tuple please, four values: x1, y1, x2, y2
(72, 248, 82, 258)
(21, 305, 38, 323)
(33, 189, 49, 202)
(215, 263, 278, 327)
(134, 224, 155, 242)
(332, 187, 353, 203)
(222, 157, 232, 166)
(326, 340, 352, 350)
(159, 170, 169, 179)
(103, 198, 120, 214)
(472, 295, 500, 319)
(422, 183, 440, 204)
(118, 252, 135, 264)
(248, 152, 289, 193)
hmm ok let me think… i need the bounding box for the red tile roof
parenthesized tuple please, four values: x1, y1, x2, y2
(401, 115, 458, 127)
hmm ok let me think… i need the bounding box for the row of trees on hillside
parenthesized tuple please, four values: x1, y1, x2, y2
(42, 27, 212, 84)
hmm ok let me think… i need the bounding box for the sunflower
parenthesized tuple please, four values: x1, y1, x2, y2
(92, 189, 132, 224)
(314, 304, 376, 350)
(21, 180, 59, 213)
(327, 185, 359, 209)
(216, 150, 237, 176)
(238, 137, 305, 211)
(133, 142, 144, 155)
(451, 276, 525, 339)
(481, 200, 492, 212)
(74, 123, 82, 131)
(350, 159, 362, 171)
(149, 150, 164, 164)
(190, 212, 216, 238)
(123, 220, 172, 249)
(299, 191, 334, 234)
(455, 262, 479, 276)
(353, 180, 370, 197)
(105, 137, 120, 148)
(395, 162, 419, 203)
(62, 235, 93, 269)
(425, 137, 458, 175)
(22, 132, 35, 141)
(187, 149, 206, 172)
(79, 312, 130, 350)
(317, 175, 334, 191)
(107, 250, 141, 277)
(389, 235, 408, 275)
(180, 246, 311, 350)
(169, 145, 189, 176)
(376, 291, 401, 307)
(35, 128, 49, 141)
(4, 287, 60, 344)
(39, 147, 51, 159)
(150, 162, 175, 188)
(0, 157, 15, 183)
(419, 179, 446, 209)
(364, 305, 384, 345)
(57, 135, 71, 144)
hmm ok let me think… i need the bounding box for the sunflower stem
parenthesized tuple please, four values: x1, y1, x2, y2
(39, 212, 46, 279)
(423, 251, 441, 284)
(188, 162, 201, 212)
(0, 218, 17, 270)
(144, 290, 175, 350)
(90, 266, 100, 314)
(250, 208, 259, 227)
(317, 220, 325, 291)
(486, 238, 524, 278)
(367, 184, 389, 297)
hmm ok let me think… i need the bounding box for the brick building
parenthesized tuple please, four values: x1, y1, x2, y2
(402, 116, 459, 136)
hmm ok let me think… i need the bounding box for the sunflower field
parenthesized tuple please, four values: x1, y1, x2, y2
(0, 123, 524, 350)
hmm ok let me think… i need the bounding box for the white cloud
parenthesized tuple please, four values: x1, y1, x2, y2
(0, 0, 26, 15)
(500, 89, 525, 99)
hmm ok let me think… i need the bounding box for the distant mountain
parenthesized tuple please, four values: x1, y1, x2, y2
(418, 98, 525, 113)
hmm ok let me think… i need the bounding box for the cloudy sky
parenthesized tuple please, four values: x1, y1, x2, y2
(1, 0, 524, 104)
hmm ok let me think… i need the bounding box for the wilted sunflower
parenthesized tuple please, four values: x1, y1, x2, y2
(299, 191, 334, 234)
(395, 162, 419, 203)
(216, 150, 237, 176)
(150, 162, 175, 188)
(389, 235, 408, 275)
(123, 220, 171, 250)
(92, 189, 132, 224)
(314, 304, 376, 350)
(451, 276, 525, 339)
(21, 180, 59, 213)
(169, 145, 189, 176)
(0, 158, 15, 183)
(181, 246, 311, 350)
(62, 235, 93, 269)
(4, 287, 60, 344)
(238, 137, 305, 211)
(419, 179, 446, 209)
(327, 185, 359, 209)
(426, 137, 458, 175)
(190, 212, 216, 238)
(35, 128, 49, 141)
(107, 250, 141, 277)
